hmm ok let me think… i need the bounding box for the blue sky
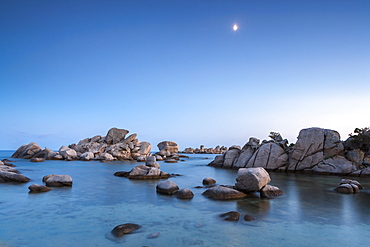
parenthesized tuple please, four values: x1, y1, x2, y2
(1, 0, 369, 150)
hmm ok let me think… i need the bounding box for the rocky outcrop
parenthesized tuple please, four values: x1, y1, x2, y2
(0, 171, 30, 183)
(157, 141, 179, 154)
(208, 127, 368, 176)
(115, 165, 170, 179)
(12, 127, 152, 162)
(181, 145, 228, 154)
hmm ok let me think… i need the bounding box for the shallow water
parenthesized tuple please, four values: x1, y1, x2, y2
(1, 150, 370, 247)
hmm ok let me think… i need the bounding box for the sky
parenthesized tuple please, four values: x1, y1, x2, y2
(1, 0, 370, 151)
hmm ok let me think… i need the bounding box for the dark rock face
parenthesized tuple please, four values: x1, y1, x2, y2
(202, 186, 246, 200)
(11, 142, 42, 159)
(220, 211, 240, 221)
(260, 185, 284, 198)
(175, 188, 194, 199)
(105, 128, 129, 145)
(111, 223, 141, 237)
(28, 184, 52, 193)
(244, 214, 256, 221)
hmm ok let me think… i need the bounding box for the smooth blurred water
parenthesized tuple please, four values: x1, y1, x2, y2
(1, 150, 370, 247)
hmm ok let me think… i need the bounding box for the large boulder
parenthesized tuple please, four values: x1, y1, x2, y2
(138, 141, 152, 155)
(117, 165, 170, 179)
(233, 137, 260, 168)
(156, 180, 179, 195)
(175, 188, 194, 199)
(43, 174, 73, 187)
(202, 186, 246, 200)
(11, 142, 42, 159)
(235, 167, 271, 192)
(288, 128, 344, 172)
(222, 147, 241, 168)
(105, 128, 129, 145)
(0, 171, 30, 183)
(208, 155, 224, 167)
(246, 143, 288, 170)
(157, 141, 179, 154)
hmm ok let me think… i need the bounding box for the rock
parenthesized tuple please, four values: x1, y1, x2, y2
(138, 141, 151, 155)
(121, 165, 170, 179)
(80, 152, 95, 161)
(44, 174, 73, 187)
(349, 180, 364, 190)
(164, 158, 178, 163)
(260, 185, 284, 198)
(114, 171, 129, 177)
(234, 137, 260, 168)
(99, 153, 115, 161)
(345, 149, 365, 166)
(208, 155, 224, 168)
(202, 186, 247, 200)
(202, 177, 216, 185)
(111, 223, 141, 237)
(235, 167, 271, 192)
(0, 171, 30, 183)
(58, 146, 78, 160)
(312, 156, 355, 175)
(157, 141, 179, 154)
(288, 128, 343, 172)
(136, 156, 146, 162)
(11, 142, 42, 159)
(105, 128, 129, 145)
(334, 184, 354, 194)
(28, 184, 52, 193)
(156, 180, 179, 195)
(124, 134, 137, 143)
(146, 156, 160, 168)
(30, 157, 45, 162)
(246, 143, 288, 170)
(44, 149, 58, 160)
(147, 232, 160, 239)
(220, 211, 240, 221)
(175, 188, 194, 199)
(222, 148, 241, 168)
(244, 214, 256, 221)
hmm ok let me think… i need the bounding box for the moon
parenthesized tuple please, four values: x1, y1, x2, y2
(233, 23, 238, 31)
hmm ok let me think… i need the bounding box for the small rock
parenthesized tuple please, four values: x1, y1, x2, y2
(244, 214, 256, 221)
(202, 177, 216, 185)
(260, 185, 284, 198)
(147, 232, 160, 239)
(30, 158, 45, 162)
(220, 211, 240, 221)
(43, 174, 73, 187)
(111, 223, 141, 237)
(202, 186, 246, 200)
(334, 184, 354, 194)
(175, 188, 194, 199)
(28, 184, 51, 193)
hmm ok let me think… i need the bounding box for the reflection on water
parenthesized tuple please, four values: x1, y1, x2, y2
(1, 151, 370, 246)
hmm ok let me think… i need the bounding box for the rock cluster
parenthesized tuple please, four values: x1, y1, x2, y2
(209, 127, 365, 176)
(334, 179, 364, 194)
(202, 167, 283, 200)
(156, 180, 194, 199)
(181, 145, 228, 154)
(11, 128, 152, 162)
(0, 159, 30, 183)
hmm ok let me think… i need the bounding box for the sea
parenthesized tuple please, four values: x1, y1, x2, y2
(1, 150, 370, 247)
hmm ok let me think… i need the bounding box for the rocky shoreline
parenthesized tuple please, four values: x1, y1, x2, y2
(207, 127, 370, 177)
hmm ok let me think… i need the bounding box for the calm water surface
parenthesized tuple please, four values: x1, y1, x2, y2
(1, 150, 370, 247)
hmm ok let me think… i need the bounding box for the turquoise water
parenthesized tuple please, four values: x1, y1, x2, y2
(1, 150, 370, 247)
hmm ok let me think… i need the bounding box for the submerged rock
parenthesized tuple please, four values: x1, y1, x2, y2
(111, 223, 141, 237)
(220, 211, 240, 221)
(175, 188, 194, 199)
(260, 185, 284, 198)
(202, 186, 246, 200)
(244, 214, 256, 221)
